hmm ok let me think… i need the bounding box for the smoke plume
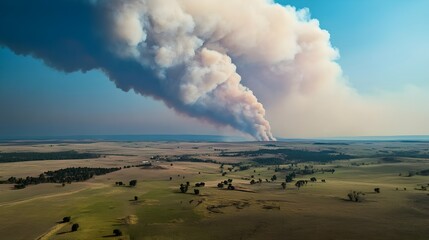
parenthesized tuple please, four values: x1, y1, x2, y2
(1, 0, 291, 141)
(2, 0, 427, 139)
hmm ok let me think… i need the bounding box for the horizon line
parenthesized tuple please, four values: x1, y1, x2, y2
(1, 134, 429, 142)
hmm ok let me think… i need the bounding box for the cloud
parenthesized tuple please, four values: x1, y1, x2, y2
(1, 0, 427, 139)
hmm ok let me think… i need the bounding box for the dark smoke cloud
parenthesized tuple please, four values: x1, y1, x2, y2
(0, 0, 275, 140)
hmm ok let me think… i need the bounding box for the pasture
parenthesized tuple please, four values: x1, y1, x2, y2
(0, 141, 428, 239)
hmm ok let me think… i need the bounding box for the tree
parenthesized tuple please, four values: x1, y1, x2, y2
(62, 216, 71, 223)
(217, 183, 224, 188)
(250, 179, 256, 185)
(180, 184, 188, 193)
(285, 172, 295, 183)
(271, 175, 277, 181)
(194, 189, 200, 195)
(71, 223, 79, 232)
(129, 180, 137, 187)
(347, 191, 365, 202)
(113, 229, 122, 236)
(14, 184, 26, 189)
(281, 182, 286, 189)
(374, 188, 380, 193)
(310, 177, 317, 182)
(295, 180, 306, 189)
(134, 196, 138, 201)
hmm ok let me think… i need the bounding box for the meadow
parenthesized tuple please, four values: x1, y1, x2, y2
(0, 141, 428, 240)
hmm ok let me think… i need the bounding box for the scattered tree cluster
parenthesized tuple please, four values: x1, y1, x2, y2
(194, 182, 205, 187)
(180, 182, 190, 193)
(295, 180, 307, 189)
(347, 191, 365, 202)
(217, 179, 235, 190)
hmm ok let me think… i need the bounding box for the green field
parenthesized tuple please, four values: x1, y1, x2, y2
(0, 141, 428, 240)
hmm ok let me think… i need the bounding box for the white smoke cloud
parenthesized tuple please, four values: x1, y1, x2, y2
(1, 0, 428, 139)
(104, 0, 278, 140)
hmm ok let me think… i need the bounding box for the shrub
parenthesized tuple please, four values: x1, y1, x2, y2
(113, 229, 122, 236)
(180, 184, 188, 193)
(347, 191, 365, 202)
(71, 223, 79, 232)
(129, 180, 137, 187)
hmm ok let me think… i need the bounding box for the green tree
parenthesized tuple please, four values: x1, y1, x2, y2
(129, 180, 137, 187)
(71, 223, 79, 232)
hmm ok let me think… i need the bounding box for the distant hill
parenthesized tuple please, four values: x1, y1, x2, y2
(0, 134, 250, 143)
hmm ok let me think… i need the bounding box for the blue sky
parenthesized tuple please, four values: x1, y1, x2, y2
(1, 0, 428, 138)
(280, 0, 429, 92)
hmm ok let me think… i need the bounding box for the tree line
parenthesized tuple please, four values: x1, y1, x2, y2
(1, 167, 121, 189)
(0, 150, 100, 163)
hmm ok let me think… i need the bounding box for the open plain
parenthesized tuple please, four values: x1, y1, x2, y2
(0, 140, 428, 240)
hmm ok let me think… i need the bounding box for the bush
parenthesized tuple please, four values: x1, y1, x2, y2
(113, 229, 122, 236)
(194, 189, 200, 195)
(62, 216, 71, 223)
(180, 184, 188, 193)
(129, 180, 137, 187)
(347, 191, 365, 202)
(71, 223, 79, 232)
(271, 175, 277, 181)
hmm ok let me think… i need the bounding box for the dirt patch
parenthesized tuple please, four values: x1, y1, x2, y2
(206, 200, 250, 213)
(120, 215, 139, 225)
(35, 223, 68, 240)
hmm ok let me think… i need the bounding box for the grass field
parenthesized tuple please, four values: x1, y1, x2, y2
(0, 141, 428, 240)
